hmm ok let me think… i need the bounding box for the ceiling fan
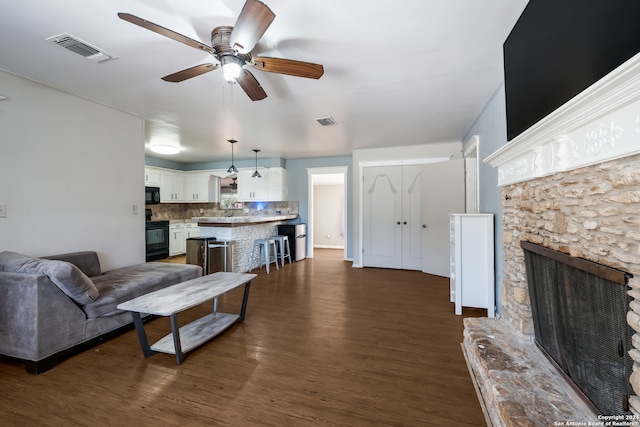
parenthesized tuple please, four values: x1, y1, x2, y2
(118, 0, 324, 101)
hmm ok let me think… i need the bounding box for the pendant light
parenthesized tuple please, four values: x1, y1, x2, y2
(227, 139, 238, 174)
(252, 149, 261, 178)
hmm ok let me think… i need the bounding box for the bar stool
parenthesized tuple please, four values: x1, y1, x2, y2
(270, 235, 292, 266)
(250, 238, 279, 274)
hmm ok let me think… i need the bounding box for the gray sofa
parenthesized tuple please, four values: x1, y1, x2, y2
(0, 250, 201, 374)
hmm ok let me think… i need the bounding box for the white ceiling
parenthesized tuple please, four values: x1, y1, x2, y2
(0, 0, 528, 164)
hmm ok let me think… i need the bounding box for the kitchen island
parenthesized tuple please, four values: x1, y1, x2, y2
(193, 214, 298, 272)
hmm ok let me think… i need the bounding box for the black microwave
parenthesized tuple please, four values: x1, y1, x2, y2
(145, 186, 161, 204)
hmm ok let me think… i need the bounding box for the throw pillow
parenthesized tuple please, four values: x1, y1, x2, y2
(0, 251, 99, 305)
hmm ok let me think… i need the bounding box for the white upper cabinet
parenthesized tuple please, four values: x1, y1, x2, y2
(144, 167, 161, 186)
(267, 167, 287, 201)
(185, 173, 218, 203)
(238, 168, 268, 201)
(144, 166, 285, 203)
(160, 171, 184, 202)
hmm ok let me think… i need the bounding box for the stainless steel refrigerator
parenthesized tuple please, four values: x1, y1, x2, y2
(277, 224, 306, 261)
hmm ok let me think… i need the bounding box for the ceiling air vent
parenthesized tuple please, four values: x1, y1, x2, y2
(315, 117, 337, 126)
(45, 33, 115, 63)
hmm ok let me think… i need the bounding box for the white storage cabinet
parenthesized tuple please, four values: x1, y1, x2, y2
(161, 171, 185, 202)
(450, 214, 495, 318)
(185, 223, 200, 239)
(144, 167, 161, 186)
(237, 169, 268, 201)
(169, 223, 186, 256)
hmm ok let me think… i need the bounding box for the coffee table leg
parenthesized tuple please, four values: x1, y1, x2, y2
(238, 281, 252, 321)
(131, 312, 155, 358)
(169, 314, 185, 365)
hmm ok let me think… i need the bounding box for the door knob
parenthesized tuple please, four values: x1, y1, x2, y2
(422, 224, 427, 228)
(403, 221, 407, 225)
(397, 221, 401, 225)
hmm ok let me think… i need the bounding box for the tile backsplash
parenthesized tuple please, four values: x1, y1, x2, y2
(147, 201, 299, 221)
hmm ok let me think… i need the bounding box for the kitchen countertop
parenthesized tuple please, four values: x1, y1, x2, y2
(193, 214, 298, 226)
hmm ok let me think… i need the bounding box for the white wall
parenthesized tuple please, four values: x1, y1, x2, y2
(0, 71, 145, 271)
(463, 84, 507, 314)
(313, 184, 345, 248)
(351, 142, 463, 268)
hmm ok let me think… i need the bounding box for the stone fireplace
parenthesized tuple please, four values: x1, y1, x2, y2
(463, 54, 640, 426)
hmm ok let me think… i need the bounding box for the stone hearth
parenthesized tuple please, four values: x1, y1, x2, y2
(464, 54, 640, 426)
(463, 318, 598, 426)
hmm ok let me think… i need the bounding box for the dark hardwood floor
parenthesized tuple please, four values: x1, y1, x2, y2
(0, 249, 487, 426)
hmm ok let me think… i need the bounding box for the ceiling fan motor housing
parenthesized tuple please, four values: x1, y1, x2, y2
(212, 26, 252, 67)
(211, 26, 234, 57)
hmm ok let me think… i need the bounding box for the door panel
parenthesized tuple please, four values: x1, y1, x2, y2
(421, 159, 465, 277)
(363, 166, 402, 268)
(402, 165, 423, 270)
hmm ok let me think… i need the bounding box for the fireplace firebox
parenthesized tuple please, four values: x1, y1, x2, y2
(522, 241, 633, 416)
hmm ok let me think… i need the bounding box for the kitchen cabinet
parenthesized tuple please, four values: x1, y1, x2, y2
(144, 165, 285, 203)
(238, 169, 268, 201)
(169, 223, 186, 256)
(449, 214, 494, 318)
(235, 167, 287, 202)
(185, 173, 217, 202)
(144, 167, 161, 186)
(161, 171, 184, 202)
(267, 167, 287, 201)
(185, 223, 200, 239)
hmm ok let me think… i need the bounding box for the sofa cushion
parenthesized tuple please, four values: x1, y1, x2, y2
(83, 262, 201, 318)
(0, 251, 99, 305)
(43, 251, 102, 277)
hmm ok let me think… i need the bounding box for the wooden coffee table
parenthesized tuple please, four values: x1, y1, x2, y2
(117, 272, 256, 364)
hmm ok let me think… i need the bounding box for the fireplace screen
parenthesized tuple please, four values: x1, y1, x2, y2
(522, 241, 633, 416)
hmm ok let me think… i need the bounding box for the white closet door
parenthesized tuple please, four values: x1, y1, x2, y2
(421, 159, 465, 277)
(363, 166, 403, 268)
(401, 165, 423, 270)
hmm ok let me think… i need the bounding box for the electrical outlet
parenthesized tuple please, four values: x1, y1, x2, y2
(0, 205, 6, 217)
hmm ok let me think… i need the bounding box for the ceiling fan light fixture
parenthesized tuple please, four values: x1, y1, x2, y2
(221, 56, 244, 82)
(252, 149, 261, 178)
(227, 139, 238, 174)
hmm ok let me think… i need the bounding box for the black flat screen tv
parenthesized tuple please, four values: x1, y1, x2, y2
(503, 0, 640, 141)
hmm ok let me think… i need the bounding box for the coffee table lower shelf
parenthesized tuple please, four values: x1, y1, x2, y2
(150, 312, 239, 355)
(116, 272, 256, 365)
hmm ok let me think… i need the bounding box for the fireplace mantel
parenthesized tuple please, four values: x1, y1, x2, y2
(484, 53, 640, 187)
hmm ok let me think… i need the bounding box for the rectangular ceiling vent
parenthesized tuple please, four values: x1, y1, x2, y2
(315, 117, 338, 126)
(45, 33, 115, 63)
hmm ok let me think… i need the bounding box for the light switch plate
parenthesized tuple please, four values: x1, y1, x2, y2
(0, 205, 6, 217)
(131, 204, 138, 215)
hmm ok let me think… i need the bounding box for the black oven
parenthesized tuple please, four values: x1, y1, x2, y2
(145, 220, 169, 261)
(145, 186, 161, 205)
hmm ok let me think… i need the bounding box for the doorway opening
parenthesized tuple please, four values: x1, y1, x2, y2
(307, 166, 349, 260)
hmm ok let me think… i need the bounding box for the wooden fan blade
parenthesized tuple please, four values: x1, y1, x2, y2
(162, 63, 220, 82)
(253, 57, 324, 79)
(236, 69, 267, 101)
(118, 13, 213, 54)
(229, 0, 275, 54)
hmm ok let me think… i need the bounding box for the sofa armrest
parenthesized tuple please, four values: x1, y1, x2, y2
(0, 271, 86, 361)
